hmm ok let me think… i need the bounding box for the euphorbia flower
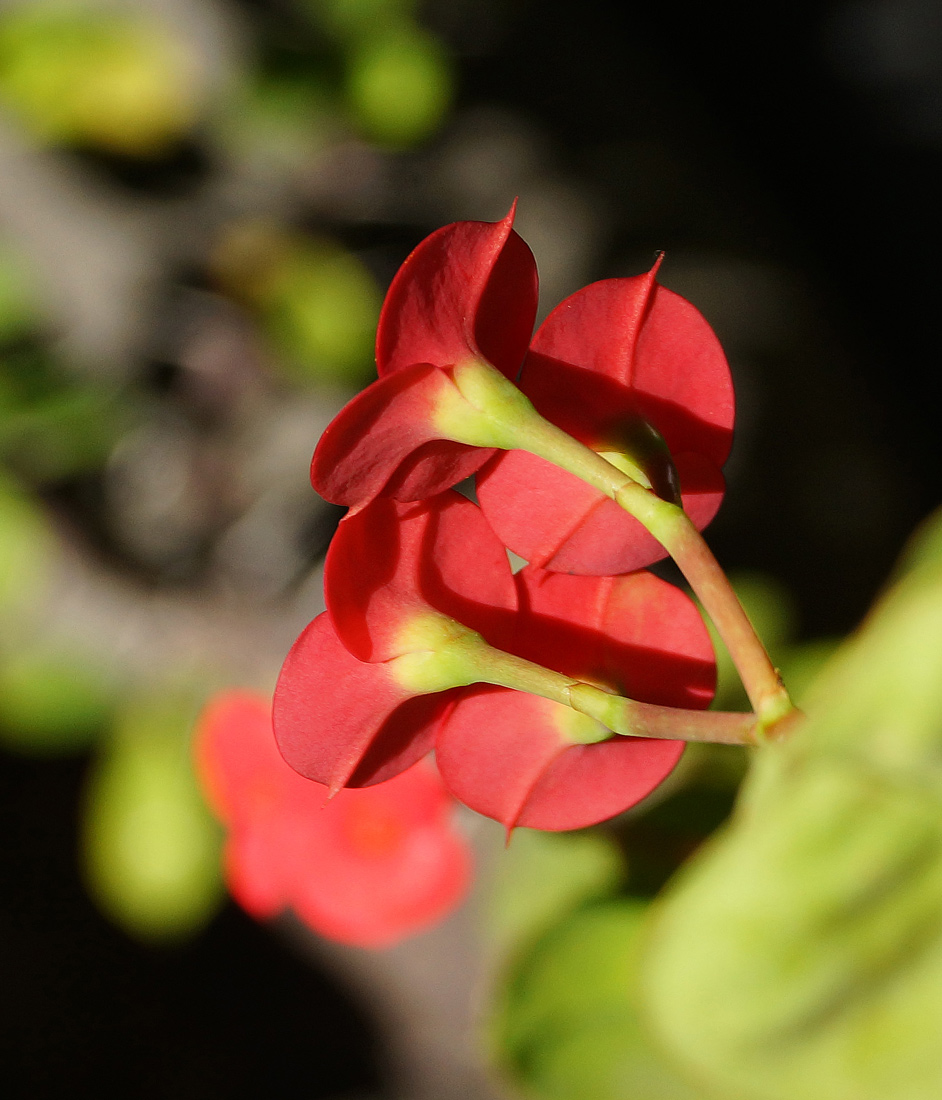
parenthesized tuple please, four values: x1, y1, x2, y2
(275, 490, 721, 831)
(476, 261, 735, 575)
(194, 690, 472, 947)
(311, 207, 538, 510)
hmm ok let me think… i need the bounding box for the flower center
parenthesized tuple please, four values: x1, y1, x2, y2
(341, 800, 406, 857)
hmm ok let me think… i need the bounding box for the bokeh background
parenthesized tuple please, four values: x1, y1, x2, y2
(1, 0, 940, 1097)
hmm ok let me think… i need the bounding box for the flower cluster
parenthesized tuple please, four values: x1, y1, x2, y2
(195, 691, 472, 946)
(275, 207, 748, 832)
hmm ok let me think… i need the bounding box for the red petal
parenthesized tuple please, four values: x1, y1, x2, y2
(193, 690, 285, 824)
(273, 614, 451, 791)
(515, 567, 716, 709)
(474, 266, 732, 575)
(477, 448, 725, 575)
(523, 270, 734, 464)
(288, 762, 473, 946)
(325, 491, 517, 663)
(436, 687, 685, 831)
(311, 363, 493, 509)
(223, 823, 292, 919)
(376, 205, 538, 380)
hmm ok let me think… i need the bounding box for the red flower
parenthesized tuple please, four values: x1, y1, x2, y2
(476, 260, 734, 574)
(274, 491, 716, 831)
(311, 207, 538, 511)
(194, 690, 472, 947)
(310, 213, 733, 581)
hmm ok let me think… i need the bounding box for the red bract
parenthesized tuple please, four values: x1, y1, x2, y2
(274, 491, 517, 792)
(311, 208, 538, 511)
(194, 691, 472, 948)
(436, 567, 716, 831)
(324, 489, 517, 662)
(476, 262, 734, 574)
(274, 613, 455, 792)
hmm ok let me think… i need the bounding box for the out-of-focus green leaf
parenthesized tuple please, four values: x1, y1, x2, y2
(707, 571, 796, 711)
(775, 636, 841, 708)
(82, 693, 223, 941)
(264, 243, 381, 384)
(217, 72, 335, 166)
(486, 828, 625, 961)
(0, 472, 53, 618)
(0, 647, 116, 755)
(304, 0, 417, 40)
(0, 4, 197, 154)
(344, 26, 452, 148)
(0, 384, 125, 482)
(213, 221, 381, 385)
(642, 506, 942, 1100)
(494, 901, 707, 1100)
(0, 240, 41, 342)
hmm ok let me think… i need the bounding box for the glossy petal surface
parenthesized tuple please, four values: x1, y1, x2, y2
(437, 569, 715, 830)
(477, 269, 734, 574)
(325, 491, 517, 662)
(376, 207, 538, 380)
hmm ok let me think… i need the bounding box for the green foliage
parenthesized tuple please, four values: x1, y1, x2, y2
(0, 240, 41, 343)
(0, 472, 53, 617)
(0, 2, 198, 154)
(82, 693, 224, 942)
(306, 0, 418, 40)
(0, 375, 125, 483)
(0, 647, 116, 755)
(344, 26, 452, 148)
(487, 828, 626, 960)
(641, 506, 942, 1100)
(264, 240, 382, 384)
(495, 901, 708, 1100)
(213, 221, 381, 385)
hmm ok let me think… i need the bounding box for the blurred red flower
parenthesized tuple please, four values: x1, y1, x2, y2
(194, 690, 472, 947)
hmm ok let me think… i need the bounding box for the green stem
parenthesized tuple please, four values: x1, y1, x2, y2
(393, 619, 771, 747)
(510, 416, 792, 725)
(474, 640, 771, 745)
(614, 482, 793, 729)
(437, 359, 795, 731)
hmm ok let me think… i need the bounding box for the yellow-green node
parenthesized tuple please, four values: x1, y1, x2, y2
(550, 700, 613, 746)
(388, 612, 486, 693)
(431, 358, 537, 449)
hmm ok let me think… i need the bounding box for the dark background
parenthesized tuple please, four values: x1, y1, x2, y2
(3, 0, 940, 1095)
